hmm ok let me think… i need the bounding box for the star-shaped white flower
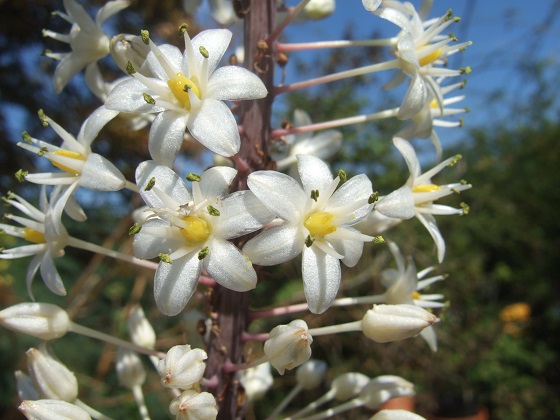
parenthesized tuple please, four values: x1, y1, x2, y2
(375, 1, 471, 119)
(243, 155, 375, 314)
(381, 241, 445, 351)
(375, 137, 471, 262)
(43, 0, 130, 93)
(106, 28, 268, 167)
(0, 186, 75, 298)
(133, 161, 274, 316)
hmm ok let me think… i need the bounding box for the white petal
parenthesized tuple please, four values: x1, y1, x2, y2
(362, 0, 382, 12)
(64, 0, 96, 30)
(302, 246, 341, 314)
(296, 155, 333, 196)
(136, 161, 192, 208)
(146, 44, 183, 81)
(247, 171, 306, 223)
(186, 99, 239, 157)
(396, 34, 418, 70)
(204, 239, 256, 291)
(207, 66, 267, 100)
(243, 224, 305, 266)
(77, 105, 119, 148)
(63, 194, 87, 221)
(191, 29, 232, 75)
(420, 325, 438, 352)
(53, 53, 92, 93)
(398, 74, 428, 120)
(40, 251, 66, 296)
(96, 0, 129, 25)
(154, 253, 201, 316)
(328, 228, 365, 268)
(199, 166, 237, 198)
(212, 191, 275, 239)
(328, 174, 373, 223)
(133, 219, 184, 259)
(149, 111, 188, 167)
(292, 130, 342, 160)
(0, 244, 45, 259)
(105, 78, 166, 113)
(416, 212, 446, 262)
(393, 137, 421, 181)
(375, 186, 415, 219)
(80, 153, 126, 191)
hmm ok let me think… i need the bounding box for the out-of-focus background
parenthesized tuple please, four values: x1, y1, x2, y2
(1, 1, 559, 418)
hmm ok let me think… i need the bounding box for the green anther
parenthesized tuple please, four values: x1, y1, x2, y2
(1, 196, 10, 206)
(126, 61, 136, 75)
(38, 146, 48, 157)
(338, 169, 347, 184)
(460, 202, 470, 215)
(207, 205, 220, 216)
(459, 46, 468, 53)
(198, 246, 209, 260)
(448, 33, 458, 42)
(460, 66, 472, 75)
(454, 16, 461, 22)
(452, 188, 460, 194)
(140, 29, 150, 45)
(373, 235, 385, 244)
(159, 253, 173, 264)
(178, 23, 189, 36)
(0, 247, 4, 253)
(368, 192, 379, 204)
(459, 117, 465, 127)
(186, 173, 202, 182)
(183, 83, 193, 92)
(143, 93, 156, 105)
(6, 191, 14, 199)
(464, 107, 471, 113)
(38, 109, 48, 127)
(305, 235, 315, 248)
(15, 169, 28, 183)
(310, 189, 319, 202)
(460, 80, 467, 89)
(21, 131, 32, 144)
(129, 223, 142, 236)
(444, 9, 453, 20)
(448, 154, 462, 166)
(460, 179, 468, 185)
(199, 46, 209, 59)
(144, 177, 156, 191)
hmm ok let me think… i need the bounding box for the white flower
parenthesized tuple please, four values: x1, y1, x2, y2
(238, 362, 273, 401)
(372, 409, 427, 420)
(0, 302, 71, 341)
(274, 109, 342, 176)
(296, 359, 328, 390)
(43, 0, 130, 93)
(375, 2, 471, 119)
(381, 241, 445, 351)
(128, 305, 156, 349)
(359, 375, 415, 410)
(0, 187, 73, 297)
(133, 161, 274, 315)
(26, 347, 78, 402)
(157, 345, 207, 390)
(106, 28, 267, 166)
(375, 137, 471, 262)
(169, 390, 218, 420)
(264, 320, 313, 375)
(19, 399, 91, 420)
(243, 155, 374, 314)
(116, 349, 147, 389)
(17, 108, 124, 196)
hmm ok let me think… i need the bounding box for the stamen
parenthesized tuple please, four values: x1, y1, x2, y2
(419, 48, 443, 67)
(413, 184, 441, 193)
(50, 150, 86, 175)
(23, 228, 46, 244)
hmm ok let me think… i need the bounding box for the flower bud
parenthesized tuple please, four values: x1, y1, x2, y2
(359, 375, 415, 410)
(19, 399, 91, 420)
(26, 347, 78, 402)
(264, 319, 312, 375)
(238, 362, 273, 401)
(169, 390, 218, 420)
(0, 303, 70, 340)
(110, 34, 150, 75)
(296, 359, 327, 390)
(304, 0, 335, 20)
(330, 372, 370, 401)
(157, 345, 207, 390)
(361, 304, 437, 343)
(15, 370, 40, 401)
(371, 409, 427, 420)
(128, 305, 156, 349)
(116, 349, 146, 389)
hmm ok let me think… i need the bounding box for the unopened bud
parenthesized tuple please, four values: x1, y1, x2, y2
(359, 375, 415, 409)
(128, 305, 156, 349)
(361, 304, 437, 343)
(0, 302, 70, 340)
(116, 348, 146, 389)
(304, 0, 335, 20)
(296, 359, 327, 390)
(157, 345, 207, 390)
(238, 362, 273, 401)
(169, 390, 217, 420)
(330, 372, 370, 401)
(19, 399, 91, 420)
(264, 319, 312, 375)
(371, 409, 427, 420)
(26, 347, 78, 402)
(15, 371, 40, 401)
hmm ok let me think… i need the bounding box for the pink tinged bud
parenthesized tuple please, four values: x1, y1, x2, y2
(15, 370, 40, 401)
(238, 362, 273, 401)
(264, 320, 313, 375)
(19, 399, 91, 420)
(0, 303, 70, 340)
(26, 347, 78, 402)
(361, 304, 438, 343)
(157, 345, 207, 390)
(169, 390, 218, 420)
(128, 305, 156, 349)
(116, 349, 146, 389)
(330, 372, 370, 401)
(359, 375, 415, 410)
(296, 359, 328, 390)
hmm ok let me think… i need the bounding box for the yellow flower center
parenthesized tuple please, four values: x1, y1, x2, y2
(412, 184, 441, 193)
(50, 150, 86, 175)
(167, 73, 202, 110)
(411, 291, 421, 300)
(179, 216, 210, 244)
(304, 212, 337, 238)
(419, 48, 443, 67)
(429, 98, 439, 109)
(23, 228, 46, 244)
